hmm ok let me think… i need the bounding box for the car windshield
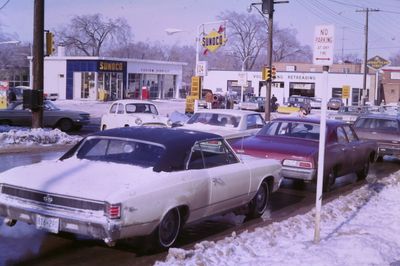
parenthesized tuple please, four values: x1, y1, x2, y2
(76, 137, 165, 168)
(289, 97, 304, 103)
(125, 103, 158, 114)
(258, 121, 320, 140)
(186, 113, 241, 128)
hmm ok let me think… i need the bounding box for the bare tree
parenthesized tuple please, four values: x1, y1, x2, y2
(56, 14, 132, 56)
(218, 11, 267, 71)
(389, 51, 400, 66)
(273, 27, 312, 63)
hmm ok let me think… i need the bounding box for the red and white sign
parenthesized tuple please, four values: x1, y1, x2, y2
(313, 25, 335, 66)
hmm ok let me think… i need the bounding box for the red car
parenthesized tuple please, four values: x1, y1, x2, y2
(231, 117, 377, 192)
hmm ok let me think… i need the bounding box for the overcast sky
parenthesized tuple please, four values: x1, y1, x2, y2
(0, 0, 399, 60)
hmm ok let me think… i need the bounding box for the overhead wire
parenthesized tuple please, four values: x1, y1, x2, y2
(0, 0, 10, 10)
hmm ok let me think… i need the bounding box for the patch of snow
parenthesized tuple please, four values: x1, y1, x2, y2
(156, 171, 400, 266)
(0, 128, 81, 147)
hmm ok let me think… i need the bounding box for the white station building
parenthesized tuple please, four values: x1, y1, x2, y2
(31, 47, 186, 101)
(203, 66, 376, 106)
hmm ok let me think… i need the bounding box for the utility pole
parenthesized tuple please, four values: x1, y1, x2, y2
(341, 26, 346, 62)
(32, 0, 44, 128)
(356, 8, 379, 105)
(264, 0, 274, 121)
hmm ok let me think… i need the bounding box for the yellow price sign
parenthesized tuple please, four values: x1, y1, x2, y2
(342, 85, 350, 99)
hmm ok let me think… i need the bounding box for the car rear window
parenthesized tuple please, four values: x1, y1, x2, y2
(258, 121, 320, 140)
(354, 118, 399, 132)
(76, 138, 165, 168)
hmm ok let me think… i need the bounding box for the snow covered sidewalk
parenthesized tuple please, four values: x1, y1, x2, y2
(157, 172, 400, 266)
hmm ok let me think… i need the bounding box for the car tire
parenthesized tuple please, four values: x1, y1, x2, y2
(246, 180, 270, 219)
(356, 159, 369, 181)
(376, 156, 383, 162)
(57, 118, 74, 132)
(153, 208, 181, 249)
(323, 168, 336, 192)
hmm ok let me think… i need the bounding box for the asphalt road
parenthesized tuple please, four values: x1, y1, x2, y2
(0, 153, 398, 266)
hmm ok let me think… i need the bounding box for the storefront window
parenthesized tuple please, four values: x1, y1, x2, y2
(81, 72, 95, 99)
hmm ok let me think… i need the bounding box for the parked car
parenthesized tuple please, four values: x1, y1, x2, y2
(230, 117, 377, 192)
(100, 100, 171, 130)
(0, 127, 282, 250)
(353, 113, 400, 161)
(328, 106, 370, 124)
(240, 96, 266, 112)
(277, 95, 311, 115)
(310, 97, 322, 109)
(0, 100, 90, 131)
(8, 86, 58, 102)
(327, 98, 344, 110)
(176, 109, 266, 141)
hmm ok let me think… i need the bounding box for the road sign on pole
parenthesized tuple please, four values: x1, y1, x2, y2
(313, 25, 335, 244)
(313, 25, 335, 66)
(367, 55, 390, 70)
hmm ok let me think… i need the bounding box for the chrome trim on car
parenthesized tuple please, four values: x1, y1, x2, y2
(281, 166, 316, 181)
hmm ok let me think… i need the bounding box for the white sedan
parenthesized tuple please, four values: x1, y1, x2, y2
(177, 109, 266, 141)
(0, 127, 282, 250)
(100, 100, 171, 130)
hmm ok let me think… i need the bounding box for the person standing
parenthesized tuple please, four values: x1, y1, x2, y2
(271, 94, 278, 112)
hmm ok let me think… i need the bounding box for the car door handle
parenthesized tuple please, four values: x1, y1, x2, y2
(212, 178, 225, 185)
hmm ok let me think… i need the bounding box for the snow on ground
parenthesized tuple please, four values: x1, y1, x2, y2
(0, 127, 81, 148)
(157, 172, 400, 266)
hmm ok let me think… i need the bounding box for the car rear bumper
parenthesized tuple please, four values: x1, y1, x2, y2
(0, 196, 156, 244)
(282, 166, 316, 181)
(377, 145, 400, 157)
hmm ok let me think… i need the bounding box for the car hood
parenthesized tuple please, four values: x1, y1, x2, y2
(0, 158, 157, 201)
(233, 135, 318, 161)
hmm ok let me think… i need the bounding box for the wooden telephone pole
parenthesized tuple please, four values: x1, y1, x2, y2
(32, 0, 44, 128)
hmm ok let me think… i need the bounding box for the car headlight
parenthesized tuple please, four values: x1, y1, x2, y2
(282, 159, 313, 169)
(135, 118, 142, 125)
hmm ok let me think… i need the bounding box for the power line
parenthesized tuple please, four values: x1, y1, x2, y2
(0, 0, 10, 10)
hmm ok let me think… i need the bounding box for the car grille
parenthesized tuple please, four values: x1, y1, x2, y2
(1, 185, 104, 211)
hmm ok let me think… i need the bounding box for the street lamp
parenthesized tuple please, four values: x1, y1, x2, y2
(248, 0, 288, 121)
(0, 40, 20, 45)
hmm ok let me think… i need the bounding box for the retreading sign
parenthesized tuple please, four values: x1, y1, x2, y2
(98, 61, 124, 72)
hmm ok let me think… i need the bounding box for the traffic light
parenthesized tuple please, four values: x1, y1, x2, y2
(45, 31, 55, 56)
(271, 66, 277, 80)
(262, 66, 271, 81)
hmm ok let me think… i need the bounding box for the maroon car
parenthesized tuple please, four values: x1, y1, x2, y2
(231, 117, 377, 192)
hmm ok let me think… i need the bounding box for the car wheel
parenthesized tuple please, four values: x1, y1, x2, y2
(376, 156, 383, 162)
(57, 118, 74, 132)
(356, 159, 369, 181)
(323, 168, 336, 192)
(246, 180, 270, 219)
(154, 208, 181, 249)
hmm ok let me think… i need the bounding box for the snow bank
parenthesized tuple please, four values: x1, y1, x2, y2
(156, 171, 400, 266)
(0, 128, 81, 147)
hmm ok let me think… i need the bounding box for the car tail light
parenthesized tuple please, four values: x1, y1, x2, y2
(283, 159, 313, 169)
(105, 203, 121, 219)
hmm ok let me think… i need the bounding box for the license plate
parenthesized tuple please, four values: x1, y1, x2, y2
(36, 215, 60, 233)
